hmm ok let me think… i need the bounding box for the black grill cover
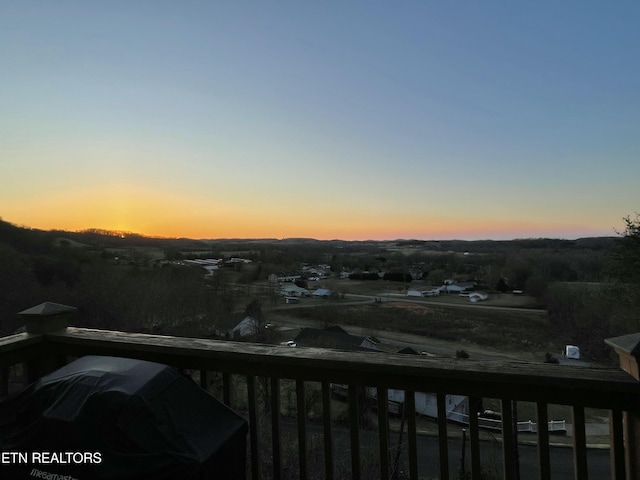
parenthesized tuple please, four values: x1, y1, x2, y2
(0, 356, 247, 479)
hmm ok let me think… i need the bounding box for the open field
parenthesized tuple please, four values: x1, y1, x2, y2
(270, 299, 557, 359)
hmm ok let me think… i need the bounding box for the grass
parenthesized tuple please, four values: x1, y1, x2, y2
(281, 301, 560, 354)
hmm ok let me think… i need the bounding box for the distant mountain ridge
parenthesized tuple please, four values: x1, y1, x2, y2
(0, 218, 617, 254)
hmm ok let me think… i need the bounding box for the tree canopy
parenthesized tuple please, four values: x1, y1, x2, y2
(612, 213, 640, 283)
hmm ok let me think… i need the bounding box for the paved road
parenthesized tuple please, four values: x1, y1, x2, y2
(297, 421, 611, 480)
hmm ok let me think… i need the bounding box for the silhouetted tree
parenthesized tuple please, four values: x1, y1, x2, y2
(496, 278, 509, 293)
(383, 272, 413, 283)
(611, 213, 640, 283)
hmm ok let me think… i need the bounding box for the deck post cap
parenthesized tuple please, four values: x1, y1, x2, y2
(606, 333, 640, 381)
(18, 302, 76, 334)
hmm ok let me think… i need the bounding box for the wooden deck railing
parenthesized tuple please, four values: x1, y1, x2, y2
(2, 319, 640, 480)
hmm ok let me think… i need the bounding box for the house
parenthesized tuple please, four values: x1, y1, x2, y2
(294, 326, 378, 352)
(281, 284, 310, 297)
(184, 258, 222, 267)
(226, 257, 252, 264)
(301, 265, 330, 279)
(439, 281, 475, 294)
(406, 289, 441, 297)
(269, 273, 302, 284)
(468, 292, 488, 303)
(220, 258, 252, 269)
(311, 288, 332, 298)
(230, 316, 260, 338)
(183, 259, 221, 276)
(397, 346, 420, 355)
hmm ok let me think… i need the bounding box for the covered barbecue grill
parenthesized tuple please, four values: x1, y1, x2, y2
(0, 356, 247, 479)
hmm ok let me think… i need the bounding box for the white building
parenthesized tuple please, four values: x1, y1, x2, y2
(281, 284, 310, 297)
(468, 292, 488, 303)
(564, 345, 580, 359)
(382, 390, 469, 420)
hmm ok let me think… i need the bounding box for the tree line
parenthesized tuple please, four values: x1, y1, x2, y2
(1, 215, 638, 362)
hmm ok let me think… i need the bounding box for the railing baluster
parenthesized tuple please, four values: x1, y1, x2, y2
(468, 396, 482, 480)
(348, 384, 361, 480)
(296, 379, 308, 480)
(322, 381, 334, 480)
(610, 408, 625, 480)
(572, 405, 588, 480)
(406, 390, 419, 480)
(436, 392, 449, 480)
(625, 409, 640, 480)
(199, 369, 208, 390)
(271, 377, 282, 479)
(247, 375, 261, 480)
(501, 399, 516, 479)
(536, 402, 551, 480)
(377, 386, 390, 479)
(222, 372, 231, 406)
(0, 366, 8, 398)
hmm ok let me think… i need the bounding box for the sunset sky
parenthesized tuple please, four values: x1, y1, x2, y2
(1, 2, 638, 240)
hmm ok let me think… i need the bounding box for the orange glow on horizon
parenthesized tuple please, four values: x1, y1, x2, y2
(3, 184, 611, 241)
(4, 211, 603, 242)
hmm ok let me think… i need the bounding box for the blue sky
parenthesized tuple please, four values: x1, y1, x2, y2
(1, 1, 638, 240)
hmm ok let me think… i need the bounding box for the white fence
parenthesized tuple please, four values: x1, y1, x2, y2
(447, 411, 567, 433)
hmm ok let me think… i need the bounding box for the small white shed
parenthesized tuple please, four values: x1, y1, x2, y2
(564, 345, 580, 359)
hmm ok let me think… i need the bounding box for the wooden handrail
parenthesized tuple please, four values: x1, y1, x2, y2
(36, 327, 639, 409)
